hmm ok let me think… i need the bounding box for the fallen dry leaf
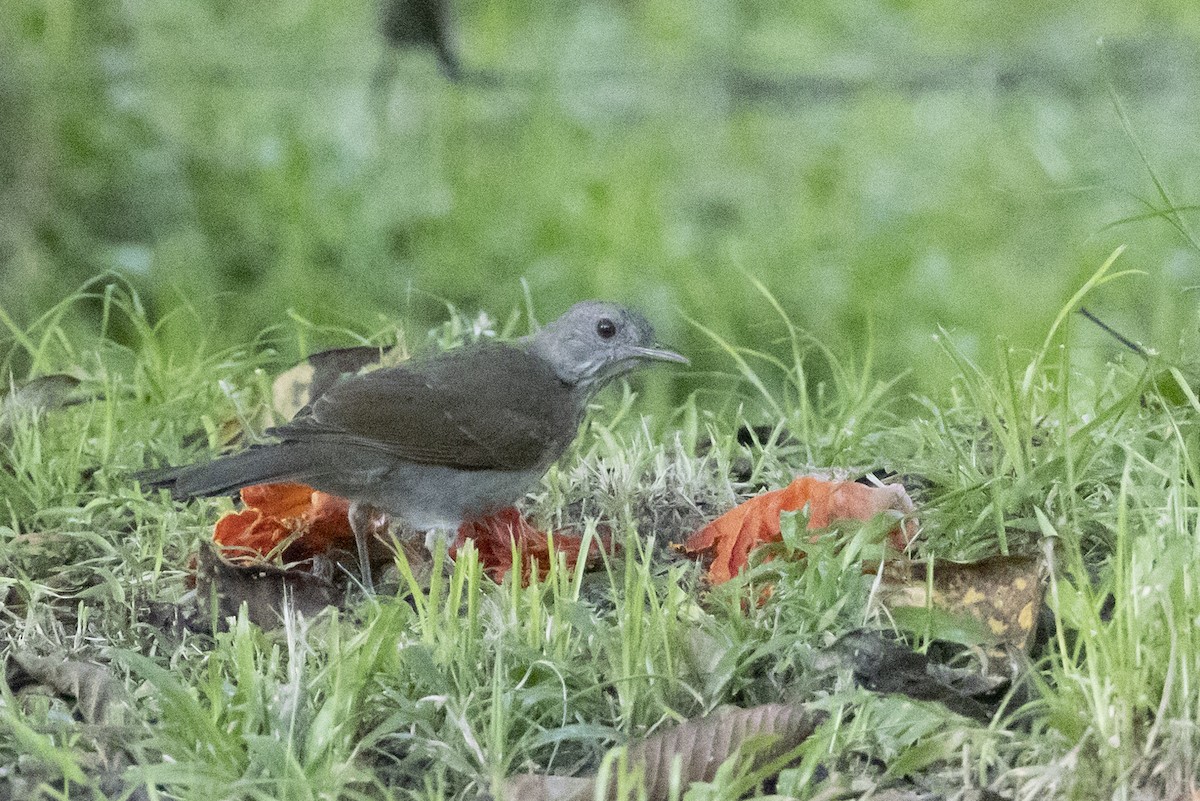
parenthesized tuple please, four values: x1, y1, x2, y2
(814, 629, 999, 723)
(10, 653, 131, 728)
(451, 507, 612, 585)
(501, 774, 592, 801)
(7, 652, 147, 800)
(873, 555, 1046, 653)
(684, 476, 917, 584)
(502, 703, 823, 801)
(195, 542, 338, 628)
(272, 345, 393, 422)
(197, 344, 396, 454)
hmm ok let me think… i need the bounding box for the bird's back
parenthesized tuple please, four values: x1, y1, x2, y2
(272, 341, 582, 472)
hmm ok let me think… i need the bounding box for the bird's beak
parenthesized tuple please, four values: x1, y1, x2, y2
(630, 346, 689, 365)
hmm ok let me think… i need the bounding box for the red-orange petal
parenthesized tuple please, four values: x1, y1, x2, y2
(212, 482, 355, 562)
(453, 507, 611, 585)
(684, 477, 917, 584)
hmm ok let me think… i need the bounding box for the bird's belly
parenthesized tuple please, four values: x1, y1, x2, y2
(361, 464, 543, 530)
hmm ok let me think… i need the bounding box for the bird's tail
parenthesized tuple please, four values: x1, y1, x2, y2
(133, 444, 324, 500)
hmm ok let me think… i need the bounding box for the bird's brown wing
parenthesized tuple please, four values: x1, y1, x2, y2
(269, 343, 578, 471)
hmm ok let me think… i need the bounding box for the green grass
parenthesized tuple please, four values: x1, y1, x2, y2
(3, 276, 1200, 799)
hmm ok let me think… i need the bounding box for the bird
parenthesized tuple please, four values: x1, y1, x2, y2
(138, 301, 687, 586)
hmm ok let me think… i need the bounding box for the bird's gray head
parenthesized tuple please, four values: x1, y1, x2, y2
(525, 301, 687, 391)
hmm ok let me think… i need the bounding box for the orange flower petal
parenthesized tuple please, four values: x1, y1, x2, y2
(684, 476, 917, 584)
(240, 482, 315, 519)
(452, 507, 611, 585)
(212, 482, 355, 562)
(286, 491, 355, 559)
(213, 507, 292, 557)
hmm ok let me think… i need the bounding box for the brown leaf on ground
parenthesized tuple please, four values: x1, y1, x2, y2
(502, 703, 823, 801)
(195, 542, 337, 628)
(272, 345, 394, 421)
(873, 555, 1045, 653)
(10, 653, 131, 727)
(814, 630, 998, 723)
(451, 507, 614, 585)
(683, 476, 918, 584)
(8, 652, 148, 800)
(501, 774, 592, 801)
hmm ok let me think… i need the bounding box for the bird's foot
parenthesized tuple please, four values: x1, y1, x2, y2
(349, 501, 391, 590)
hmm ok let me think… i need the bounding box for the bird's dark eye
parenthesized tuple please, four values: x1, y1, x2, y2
(596, 318, 618, 339)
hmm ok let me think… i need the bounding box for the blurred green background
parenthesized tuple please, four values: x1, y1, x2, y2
(3, 0, 1200, 409)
